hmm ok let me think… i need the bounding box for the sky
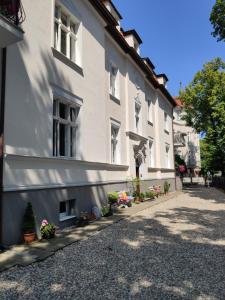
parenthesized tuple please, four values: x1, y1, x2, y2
(113, 0, 225, 96)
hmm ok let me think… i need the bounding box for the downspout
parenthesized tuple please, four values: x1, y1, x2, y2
(172, 107, 177, 191)
(0, 47, 7, 249)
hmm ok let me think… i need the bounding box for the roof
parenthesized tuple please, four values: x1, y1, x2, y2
(143, 57, 155, 70)
(100, 0, 123, 20)
(122, 29, 143, 44)
(174, 97, 184, 107)
(88, 0, 176, 107)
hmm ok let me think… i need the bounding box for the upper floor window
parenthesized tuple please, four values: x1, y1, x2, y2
(54, 4, 81, 65)
(147, 98, 153, 124)
(111, 122, 120, 164)
(149, 139, 154, 167)
(109, 63, 119, 99)
(135, 101, 141, 134)
(165, 144, 170, 168)
(53, 98, 79, 157)
(164, 112, 169, 132)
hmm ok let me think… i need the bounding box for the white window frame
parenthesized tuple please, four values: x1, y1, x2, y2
(109, 63, 120, 99)
(165, 144, 170, 168)
(54, 3, 80, 65)
(164, 112, 169, 132)
(53, 98, 80, 158)
(149, 138, 154, 168)
(59, 199, 76, 221)
(111, 120, 120, 164)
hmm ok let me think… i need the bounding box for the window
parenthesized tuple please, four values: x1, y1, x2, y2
(135, 101, 141, 134)
(149, 139, 154, 167)
(53, 99, 79, 157)
(59, 199, 76, 221)
(165, 144, 170, 168)
(147, 98, 153, 124)
(109, 64, 119, 99)
(164, 112, 169, 132)
(111, 123, 120, 164)
(54, 4, 80, 65)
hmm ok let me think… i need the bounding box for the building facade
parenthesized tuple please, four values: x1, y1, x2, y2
(173, 98, 201, 175)
(0, 0, 176, 245)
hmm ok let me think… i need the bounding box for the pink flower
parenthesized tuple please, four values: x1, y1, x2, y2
(41, 219, 48, 227)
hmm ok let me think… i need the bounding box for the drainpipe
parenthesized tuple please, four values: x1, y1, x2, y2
(0, 47, 7, 249)
(172, 108, 177, 191)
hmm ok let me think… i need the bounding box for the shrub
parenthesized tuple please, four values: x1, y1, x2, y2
(40, 220, 55, 239)
(145, 191, 155, 199)
(101, 206, 113, 217)
(22, 202, 36, 234)
(164, 181, 170, 194)
(108, 192, 119, 205)
(140, 192, 145, 199)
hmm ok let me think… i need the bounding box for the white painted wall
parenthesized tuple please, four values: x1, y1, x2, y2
(3, 0, 175, 191)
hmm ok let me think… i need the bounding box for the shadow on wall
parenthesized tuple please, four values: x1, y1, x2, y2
(1, 189, 225, 298)
(4, 38, 108, 244)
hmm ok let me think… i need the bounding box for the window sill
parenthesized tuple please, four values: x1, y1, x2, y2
(164, 129, 169, 134)
(148, 121, 153, 126)
(59, 215, 76, 222)
(109, 94, 120, 105)
(51, 47, 83, 77)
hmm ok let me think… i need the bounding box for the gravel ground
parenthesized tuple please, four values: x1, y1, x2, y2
(1, 187, 225, 300)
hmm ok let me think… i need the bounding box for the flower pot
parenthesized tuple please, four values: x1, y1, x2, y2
(24, 232, 36, 243)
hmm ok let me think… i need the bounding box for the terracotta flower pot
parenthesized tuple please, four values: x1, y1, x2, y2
(24, 232, 36, 243)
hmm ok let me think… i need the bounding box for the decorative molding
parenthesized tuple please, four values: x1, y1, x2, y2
(147, 121, 153, 127)
(3, 179, 129, 192)
(51, 83, 83, 107)
(51, 47, 84, 76)
(126, 131, 148, 142)
(110, 94, 120, 105)
(4, 153, 129, 170)
(148, 167, 175, 173)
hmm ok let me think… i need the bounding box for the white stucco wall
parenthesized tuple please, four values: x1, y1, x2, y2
(3, 0, 175, 191)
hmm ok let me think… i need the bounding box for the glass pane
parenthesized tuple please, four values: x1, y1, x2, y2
(70, 37, 76, 62)
(60, 202, 66, 214)
(61, 13, 67, 26)
(70, 22, 77, 34)
(59, 123, 66, 156)
(54, 22, 59, 49)
(59, 102, 67, 119)
(55, 6, 59, 19)
(70, 127, 76, 157)
(53, 119, 58, 156)
(70, 107, 77, 122)
(53, 100, 57, 116)
(68, 199, 75, 215)
(61, 29, 67, 56)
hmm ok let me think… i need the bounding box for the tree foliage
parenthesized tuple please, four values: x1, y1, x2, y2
(210, 0, 225, 42)
(180, 58, 225, 174)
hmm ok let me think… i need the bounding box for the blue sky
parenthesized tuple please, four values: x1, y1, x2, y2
(113, 0, 225, 96)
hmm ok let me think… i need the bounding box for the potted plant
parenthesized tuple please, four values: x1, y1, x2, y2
(108, 192, 119, 212)
(77, 211, 90, 227)
(40, 219, 55, 239)
(22, 202, 36, 243)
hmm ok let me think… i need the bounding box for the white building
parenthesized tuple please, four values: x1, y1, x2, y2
(173, 98, 201, 174)
(0, 0, 176, 245)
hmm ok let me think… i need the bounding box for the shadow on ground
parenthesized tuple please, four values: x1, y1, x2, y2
(0, 188, 225, 299)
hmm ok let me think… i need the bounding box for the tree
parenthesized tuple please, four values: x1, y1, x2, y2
(210, 0, 225, 42)
(180, 58, 225, 174)
(175, 154, 186, 170)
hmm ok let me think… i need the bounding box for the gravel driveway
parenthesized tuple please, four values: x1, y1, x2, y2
(1, 187, 225, 300)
